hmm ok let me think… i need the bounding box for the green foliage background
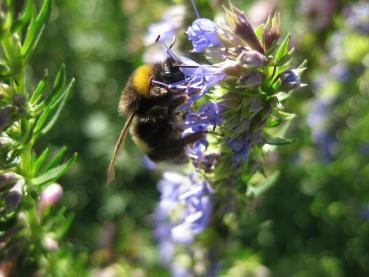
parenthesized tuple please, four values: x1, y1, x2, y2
(2, 0, 369, 275)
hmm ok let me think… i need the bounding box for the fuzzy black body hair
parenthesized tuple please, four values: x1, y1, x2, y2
(119, 58, 202, 162)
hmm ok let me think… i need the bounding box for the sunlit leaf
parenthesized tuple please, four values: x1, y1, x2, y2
(32, 153, 77, 186)
(21, 0, 51, 61)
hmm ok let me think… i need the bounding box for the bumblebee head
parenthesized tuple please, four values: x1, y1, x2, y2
(132, 64, 154, 96)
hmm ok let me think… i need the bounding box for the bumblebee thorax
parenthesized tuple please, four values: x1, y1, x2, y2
(132, 64, 153, 96)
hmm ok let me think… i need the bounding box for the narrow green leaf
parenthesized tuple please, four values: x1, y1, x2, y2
(274, 33, 290, 64)
(41, 78, 75, 135)
(33, 105, 51, 135)
(45, 146, 67, 171)
(43, 206, 67, 230)
(265, 117, 283, 128)
(21, 0, 51, 61)
(33, 146, 50, 175)
(41, 65, 67, 109)
(32, 153, 77, 186)
(29, 75, 48, 104)
(265, 135, 294, 145)
(255, 23, 264, 40)
(277, 110, 296, 120)
(52, 64, 66, 95)
(298, 59, 308, 71)
(247, 171, 280, 198)
(55, 213, 75, 239)
(11, 0, 33, 32)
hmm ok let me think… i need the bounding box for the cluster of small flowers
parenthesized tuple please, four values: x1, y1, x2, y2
(163, 4, 285, 170)
(153, 172, 213, 276)
(149, 2, 305, 275)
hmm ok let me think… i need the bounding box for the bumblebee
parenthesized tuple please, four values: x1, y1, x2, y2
(107, 57, 202, 183)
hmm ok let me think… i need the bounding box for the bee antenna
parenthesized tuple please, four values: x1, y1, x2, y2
(155, 35, 161, 43)
(155, 38, 181, 63)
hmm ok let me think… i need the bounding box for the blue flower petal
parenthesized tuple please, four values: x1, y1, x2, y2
(188, 18, 222, 52)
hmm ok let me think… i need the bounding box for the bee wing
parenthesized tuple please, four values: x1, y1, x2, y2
(107, 112, 135, 184)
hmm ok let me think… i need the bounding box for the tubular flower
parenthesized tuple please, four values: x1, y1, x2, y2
(154, 172, 213, 245)
(187, 18, 222, 52)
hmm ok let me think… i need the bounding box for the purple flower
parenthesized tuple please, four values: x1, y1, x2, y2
(307, 96, 338, 162)
(182, 102, 223, 133)
(345, 2, 369, 34)
(187, 18, 222, 52)
(187, 143, 220, 172)
(163, 50, 227, 104)
(226, 138, 250, 167)
(172, 63, 227, 106)
(154, 172, 213, 246)
(279, 69, 301, 91)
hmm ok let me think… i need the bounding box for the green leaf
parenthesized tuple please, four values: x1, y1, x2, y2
(247, 171, 280, 198)
(43, 206, 67, 230)
(29, 75, 48, 104)
(55, 213, 75, 239)
(272, 79, 282, 91)
(45, 146, 67, 171)
(11, 0, 33, 32)
(265, 135, 294, 145)
(274, 33, 290, 64)
(33, 146, 50, 175)
(32, 153, 77, 186)
(276, 110, 296, 120)
(265, 117, 283, 128)
(52, 64, 66, 95)
(255, 23, 264, 40)
(33, 104, 52, 135)
(21, 0, 51, 61)
(39, 65, 68, 111)
(41, 78, 75, 135)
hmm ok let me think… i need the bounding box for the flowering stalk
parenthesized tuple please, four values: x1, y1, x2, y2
(0, 1, 78, 274)
(150, 2, 305, 275)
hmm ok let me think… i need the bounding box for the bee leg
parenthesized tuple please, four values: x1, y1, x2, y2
(168, 95, 188, 110)
(181, 132, 203, 145)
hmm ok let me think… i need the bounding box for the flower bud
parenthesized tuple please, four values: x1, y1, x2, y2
(279, 69, 301, 91)
(238, 71, 264, 88)
(0, 105, 14, 132)
(12, 93, 27, 108)
(5, 177, 25, 211)
(226, 5, 264, 53)
(39, 183, 63, 213)
(0, 136, 14, 151)
(43, 234, 59, 251)
(0, 172, 19, 189)
(0, 83, 12, 97)
(240, 50, 268, 66)
(262, 12, 280, 50)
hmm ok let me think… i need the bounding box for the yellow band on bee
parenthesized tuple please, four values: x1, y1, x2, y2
(132, 64, 153, 95)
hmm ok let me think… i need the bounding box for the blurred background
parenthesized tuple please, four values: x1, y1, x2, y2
(28, 0, 369, 275)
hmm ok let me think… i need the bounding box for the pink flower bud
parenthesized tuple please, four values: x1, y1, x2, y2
(39, 183, 63, 213)
(43, 234, 59, 251)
